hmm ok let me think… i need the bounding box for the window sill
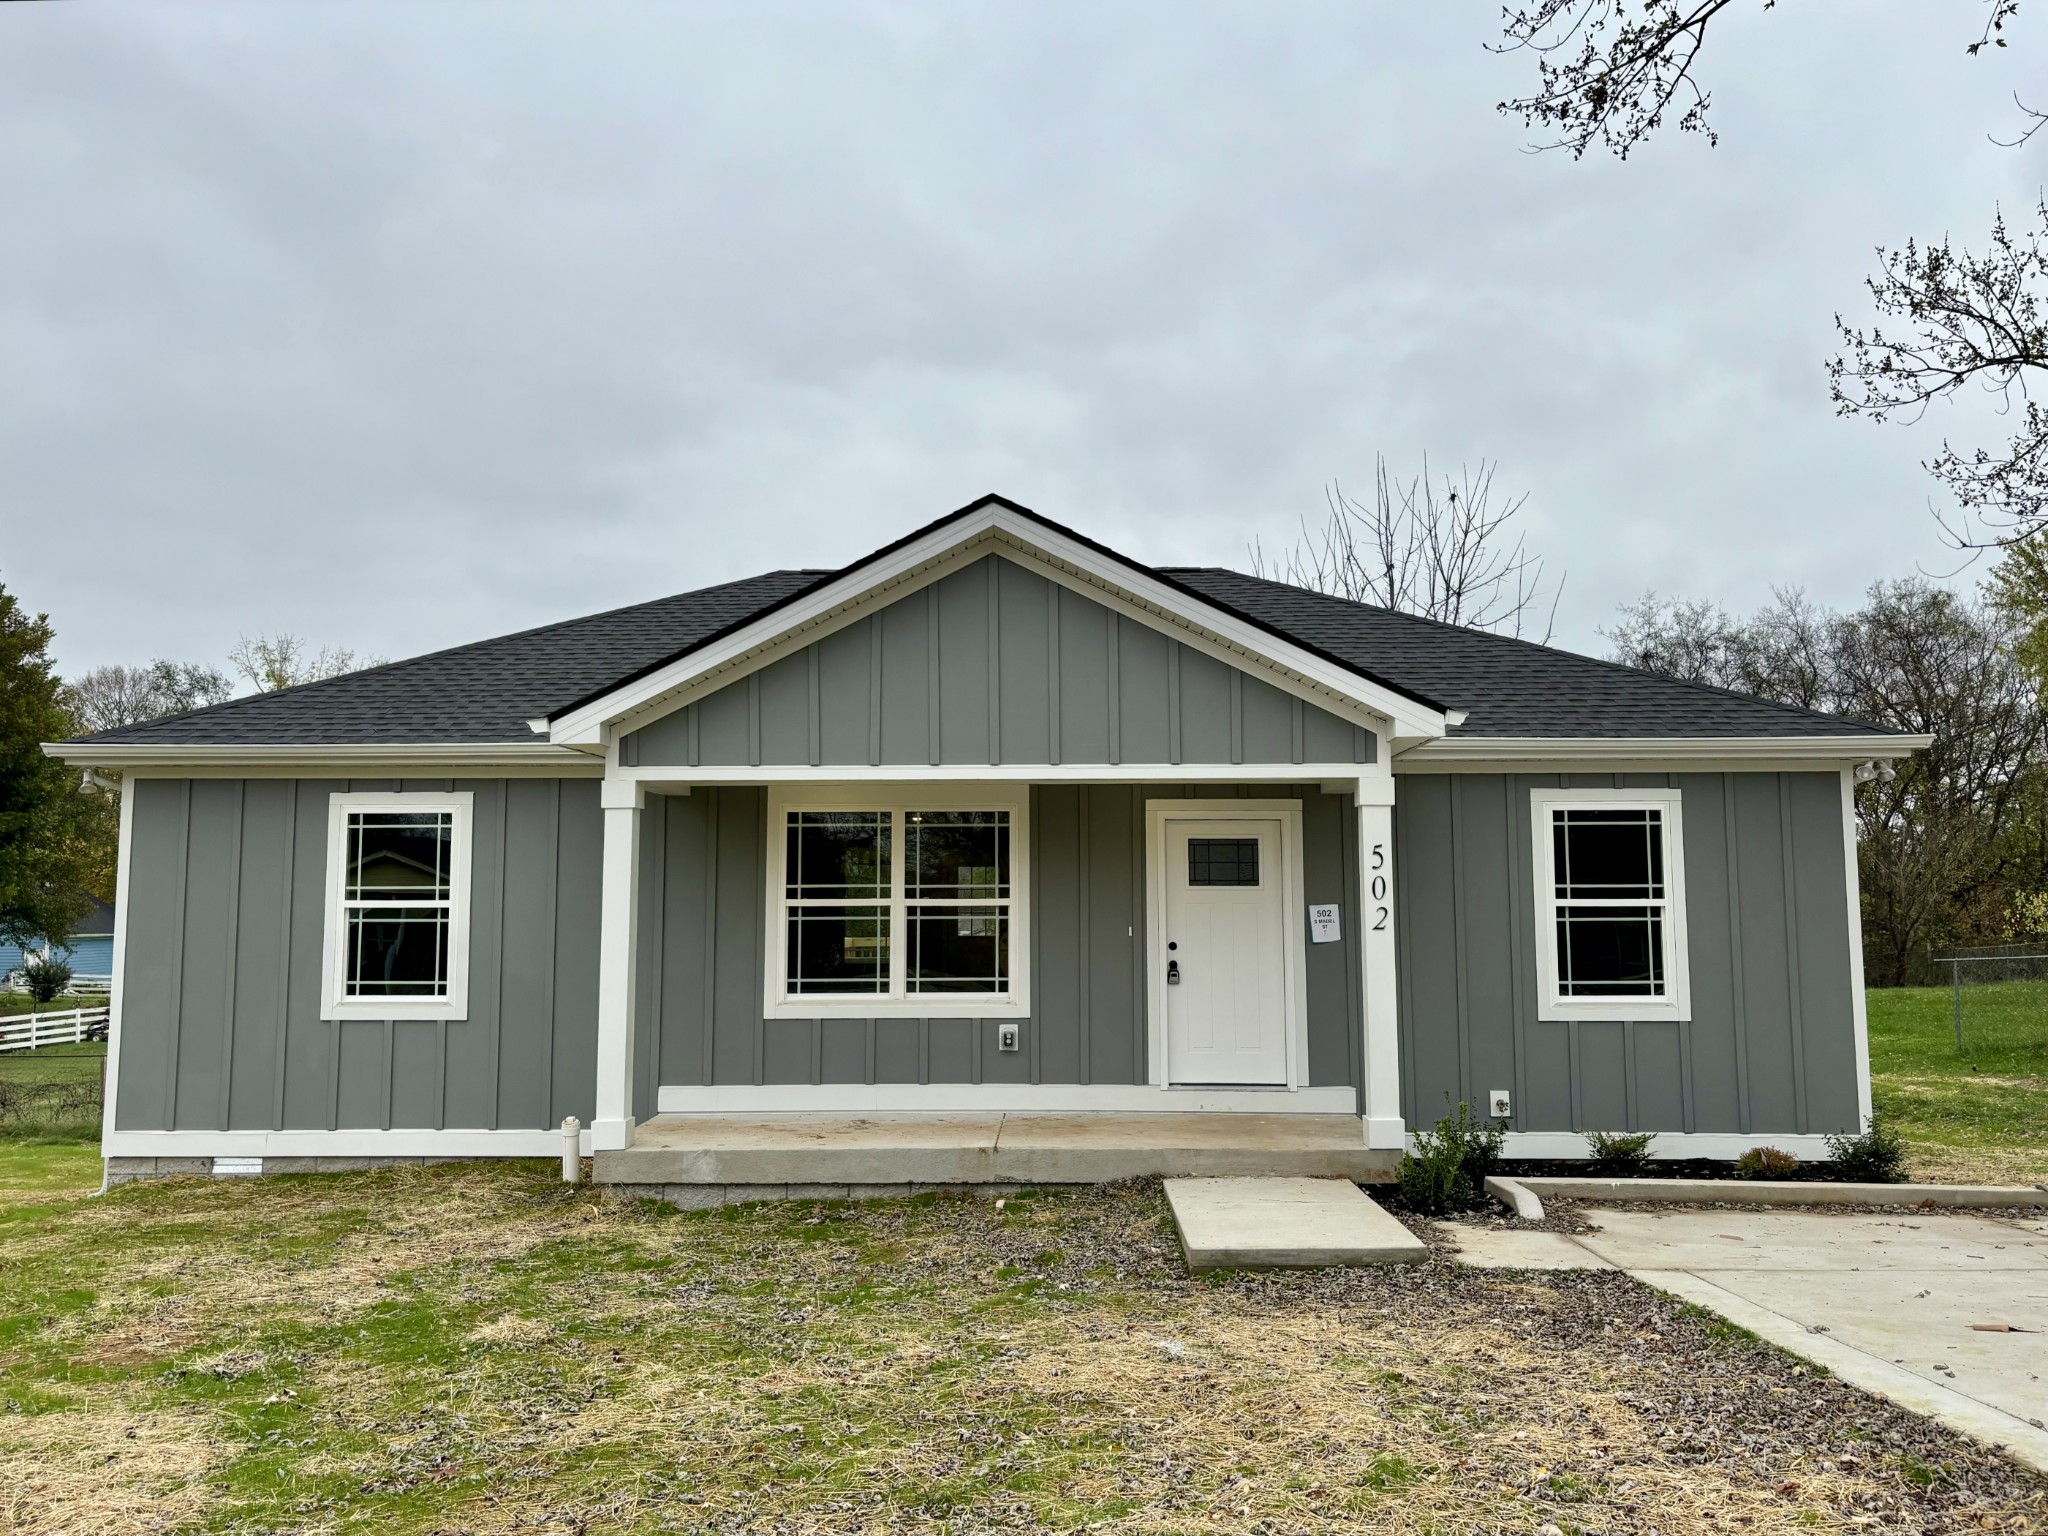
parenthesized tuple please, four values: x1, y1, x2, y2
(764, 997, 1030, 1021)
(1537, 998, 1690, 1023)
(321, 999, 469, 1023)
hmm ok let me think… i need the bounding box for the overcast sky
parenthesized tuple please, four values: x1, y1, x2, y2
(4, 2, 2043, 678)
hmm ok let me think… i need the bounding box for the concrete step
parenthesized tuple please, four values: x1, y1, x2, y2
(1164, 1176, 1428, 1270)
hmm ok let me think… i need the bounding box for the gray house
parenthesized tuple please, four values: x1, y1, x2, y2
(52, 497, 1926, 1192)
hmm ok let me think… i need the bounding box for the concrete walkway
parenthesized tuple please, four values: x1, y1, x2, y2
(1448, 1208, 2048, 1473)
(1164, 1176, 1427, 1269)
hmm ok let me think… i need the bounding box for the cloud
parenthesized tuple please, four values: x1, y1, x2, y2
(1, 0, 2040, 674)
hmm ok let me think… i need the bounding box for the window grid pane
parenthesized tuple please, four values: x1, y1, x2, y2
(1552, 808, 1664, 900)
(1188, 838, 1260, 887)
(787, 905, 891, 994)
(907, 811, 1009, 899)
(346, 811, 453, 901)
(786, 812, 891, 900)
(1556, 907, 1665, 996)
(346, 906, 450, 997)
(908, 904, 1008, 993)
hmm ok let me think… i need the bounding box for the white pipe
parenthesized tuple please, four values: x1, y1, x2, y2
(561, 1116, 582, 1184)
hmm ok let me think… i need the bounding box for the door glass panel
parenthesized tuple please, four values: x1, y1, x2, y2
(1188, 837, 1260, 887)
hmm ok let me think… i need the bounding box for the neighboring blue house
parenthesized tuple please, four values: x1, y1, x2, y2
(1, 895, 116, 986)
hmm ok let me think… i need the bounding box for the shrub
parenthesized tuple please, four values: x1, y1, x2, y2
(1395, 1099, 1506, 1215)
(1583, 1129, 1657, 1175)
(19, 954, 72, 1005)
(1826, 1113, 1909, 1183)
(1734, 1146, 1801, 1180)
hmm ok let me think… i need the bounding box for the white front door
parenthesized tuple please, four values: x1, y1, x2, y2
(1161, 818, 1289, 1085)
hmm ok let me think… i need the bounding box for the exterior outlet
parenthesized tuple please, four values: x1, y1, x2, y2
(1488, 1089, 1511, 1119)
(997, 1023, 1020, 1053)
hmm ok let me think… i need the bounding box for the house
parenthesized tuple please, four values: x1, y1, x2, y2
(49, 497, 1927, 1193)
(2, 894, 117, 992)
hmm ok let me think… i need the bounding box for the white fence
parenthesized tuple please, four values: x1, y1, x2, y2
(0, 1007, 109, 1053)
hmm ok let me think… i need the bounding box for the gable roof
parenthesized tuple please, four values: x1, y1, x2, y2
(1163, 568, 1889, 741)
(66, 570, 822, 748)
(53, 495, 1914, 760)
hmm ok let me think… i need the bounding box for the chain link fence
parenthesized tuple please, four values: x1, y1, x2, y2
(1929, 941, 2048, 1073)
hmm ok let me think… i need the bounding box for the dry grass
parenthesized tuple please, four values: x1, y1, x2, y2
(3, 1160, 2044, 1534)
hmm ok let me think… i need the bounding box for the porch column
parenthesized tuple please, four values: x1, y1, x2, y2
(1356, 774, 1404, 1150)
(592, 777, 645, 1151)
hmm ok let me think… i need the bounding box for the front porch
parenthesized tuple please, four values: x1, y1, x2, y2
(594, 1111, 1399, 1202)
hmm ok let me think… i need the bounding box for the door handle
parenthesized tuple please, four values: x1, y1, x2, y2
(1166, 959, 1181, 985)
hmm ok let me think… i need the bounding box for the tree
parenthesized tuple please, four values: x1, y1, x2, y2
(1251, 455, 1562, 639)
(228, 633, 379, 693)
(1494, 3, 2048, 547)
(62, 659, 232, 733)
(0, 579, 95, 949)
(1613, 580, 2048, 981)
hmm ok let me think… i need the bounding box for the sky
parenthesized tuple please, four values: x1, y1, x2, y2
(3, 1, 2044, 678)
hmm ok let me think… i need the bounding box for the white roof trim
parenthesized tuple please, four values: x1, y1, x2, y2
(43, 741, 599, 771)
(543, 503, 1450, 749)
(1396, 733, 1931, 769)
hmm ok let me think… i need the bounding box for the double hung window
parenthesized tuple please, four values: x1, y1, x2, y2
(321, 792, 473, 1020)
(1531, 788, 1689, 1021)
(768, 791, 1027, 1017)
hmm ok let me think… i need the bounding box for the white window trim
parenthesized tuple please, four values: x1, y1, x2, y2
(762, 783, 1031, 1020)
(1530, 786, 1691, 1023)
(319, 790, 474, 1022)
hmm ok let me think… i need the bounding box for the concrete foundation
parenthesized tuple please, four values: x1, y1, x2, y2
(596, 1112, 1397, 1191)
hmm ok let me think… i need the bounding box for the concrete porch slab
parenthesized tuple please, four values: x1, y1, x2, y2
(597, 1112, 1398, 1189)
(1164, 1176, 1427, 1270)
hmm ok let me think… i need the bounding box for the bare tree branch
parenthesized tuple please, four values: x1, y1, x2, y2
(1830, 202, 2048, 546)
(1250, 456, 1562, 641)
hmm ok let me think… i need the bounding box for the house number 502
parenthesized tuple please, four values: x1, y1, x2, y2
(1370, 843, 1388, 931)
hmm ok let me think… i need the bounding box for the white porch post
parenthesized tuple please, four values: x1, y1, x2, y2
(592, 777, 645, 1151)
(1356, 773, 1404, 1150)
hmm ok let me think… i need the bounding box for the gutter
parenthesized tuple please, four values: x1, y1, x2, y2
(41, 741, 599, 771)
(1397, 733, 1933, 767)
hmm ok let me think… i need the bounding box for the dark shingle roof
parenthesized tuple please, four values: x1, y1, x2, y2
(1160, 568, 1885, 739)
(76, 570, 824, 746)
(70, 530, 1890, 750)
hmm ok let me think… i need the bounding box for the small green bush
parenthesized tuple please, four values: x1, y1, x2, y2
(19, 955, 72, 1005)
(1395, 1099, 1505, 1215)
(1734, 1146, 1801, 1179)
(1582, 1129, 1657, 1175)
(1825, 1112, 1908, 1183)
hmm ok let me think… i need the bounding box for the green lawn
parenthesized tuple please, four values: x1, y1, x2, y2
(0, 1043, 105, 1140)
(0, 993, 107, 1017)
(1867, 982, 2048, 1184)
(1, 1161, 2037, 1535)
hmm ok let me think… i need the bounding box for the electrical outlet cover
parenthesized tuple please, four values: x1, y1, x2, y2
(1488, 1089, 1511, 1118)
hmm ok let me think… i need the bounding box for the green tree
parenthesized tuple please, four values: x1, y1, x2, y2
(0, 579, 95, 947)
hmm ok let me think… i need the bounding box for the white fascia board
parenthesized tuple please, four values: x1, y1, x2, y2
(617, 762, 1379, 787)
(43, 742, 602, 775)
(104, 1128, 590, 1159)
(1395, 734, 1931, 772)
(546, 505, 1448, 747)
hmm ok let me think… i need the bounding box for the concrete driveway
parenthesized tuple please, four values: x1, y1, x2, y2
(1449, 1207, 2048, 1473)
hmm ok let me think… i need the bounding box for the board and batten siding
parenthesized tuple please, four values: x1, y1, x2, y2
(618, 554, 1377, 770)
(632, 784, 1365, 1106)
(114, 776, 603, 1135)
(1396, 771, 1860, 1137)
